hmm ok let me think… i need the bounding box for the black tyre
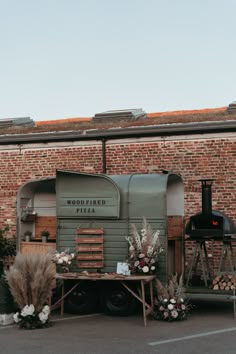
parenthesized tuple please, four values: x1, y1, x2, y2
(100, 282, 138, 316)
(64, 281, 99, 315)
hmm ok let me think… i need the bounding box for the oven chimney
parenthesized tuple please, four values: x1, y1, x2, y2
(199, 179, 214, 215)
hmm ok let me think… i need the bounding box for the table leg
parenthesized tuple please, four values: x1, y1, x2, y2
(61, 280, 65, 316)
(140, 280, 147, 327)
(150, 280, 154, 308)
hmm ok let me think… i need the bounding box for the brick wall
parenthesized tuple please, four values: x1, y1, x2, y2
(0, 134, 235, 275)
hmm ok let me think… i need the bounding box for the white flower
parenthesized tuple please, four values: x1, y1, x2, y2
(151, 266, 155, 271)
(142, 266, 149, 273)
(134, 260, 140, 267)
(38, 311, 48, 324)
(181, 304, 186, 310)
(163, 298, 168, 303)
(167, 304, 174, 310)
(150, 258, 156, 264)
(170, 298, 176, 304)
(21, 304, 35, 317)
(180, 298, 184, 303)
(42, 305, 50, 315)
(129, 246, 135, 251)
(171, 310, 178, 318)
(70, 253, 75, 259)
(13, 312, 20, 323)
(58, 258, 63, 264)
(141, 228, 147, 237)
(139, 253, 145, 259)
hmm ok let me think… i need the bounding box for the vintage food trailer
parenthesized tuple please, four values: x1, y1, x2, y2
(17, 170, 184, 315)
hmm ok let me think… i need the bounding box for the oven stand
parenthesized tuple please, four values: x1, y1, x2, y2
(186, 240, 212, 287)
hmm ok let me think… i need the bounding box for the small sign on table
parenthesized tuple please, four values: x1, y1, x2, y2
(116, 262, 130, 276)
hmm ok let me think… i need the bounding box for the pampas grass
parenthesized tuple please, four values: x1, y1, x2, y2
(6, 253, 56, 312)
(155, 273, 186, 301)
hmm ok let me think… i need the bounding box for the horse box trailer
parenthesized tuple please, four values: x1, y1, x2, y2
(17, 170, 184, 315)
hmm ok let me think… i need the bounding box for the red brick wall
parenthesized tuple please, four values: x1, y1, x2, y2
(0, 135, 235, 275)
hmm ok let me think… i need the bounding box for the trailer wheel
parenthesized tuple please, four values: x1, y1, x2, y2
(100, 283, 137, 316)
(64, 281, 98, 315)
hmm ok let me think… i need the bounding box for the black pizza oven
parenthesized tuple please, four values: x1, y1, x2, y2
(186, 179, 236, 240)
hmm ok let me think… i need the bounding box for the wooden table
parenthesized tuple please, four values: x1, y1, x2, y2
(53, 273, 156, 326)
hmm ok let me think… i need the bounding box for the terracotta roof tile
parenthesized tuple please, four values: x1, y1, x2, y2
(147, 107, 226, 118)
(36, 117, 91, 126)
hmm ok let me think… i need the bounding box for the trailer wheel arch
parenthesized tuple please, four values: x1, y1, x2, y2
(64, 281, 99, 315)
(99, 282, 138, 316)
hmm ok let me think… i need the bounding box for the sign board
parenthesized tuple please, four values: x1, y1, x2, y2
(56, 171, 120, 219)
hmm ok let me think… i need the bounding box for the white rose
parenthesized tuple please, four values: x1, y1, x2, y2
(70, 253, 75, 259)
(151, 266, 155, 271)
(21, 304, 35, 316)
(38, 312, 48, 324)
(58, 258, 63, 264)
(142, 266, 149, 273)
(170, 299, 176, 304)
(168, 304, 174, 310)
(129, 246, 135, 251)
(42, 305, 50, 315)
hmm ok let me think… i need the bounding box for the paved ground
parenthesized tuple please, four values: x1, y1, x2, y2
(1, 300, 236, 354)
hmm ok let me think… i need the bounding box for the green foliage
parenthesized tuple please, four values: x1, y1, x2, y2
(0, 226, 16, 275)
(41, 230, 50, 237)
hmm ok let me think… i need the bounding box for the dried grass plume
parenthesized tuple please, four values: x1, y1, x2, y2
(6, 252, 56, 312)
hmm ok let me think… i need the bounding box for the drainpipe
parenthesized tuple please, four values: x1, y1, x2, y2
(102, 138, 106, 173)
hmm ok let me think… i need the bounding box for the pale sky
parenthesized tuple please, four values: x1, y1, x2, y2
(1, 0, 236, 121)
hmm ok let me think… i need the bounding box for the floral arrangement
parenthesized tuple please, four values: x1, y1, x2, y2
(52, 248, 75, 273)
(151, 274, 192, 321)
(126, 218, 163, 274)
(13, 304, 50, 329)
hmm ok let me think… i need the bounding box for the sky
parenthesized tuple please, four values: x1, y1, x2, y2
(1, 0, 236, 121)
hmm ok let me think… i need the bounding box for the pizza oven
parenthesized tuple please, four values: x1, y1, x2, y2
(186, 179, 236, 240)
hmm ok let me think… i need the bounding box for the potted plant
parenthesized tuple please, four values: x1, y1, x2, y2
(41, 230, 50, 243)
(24, 231, 32, 242)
